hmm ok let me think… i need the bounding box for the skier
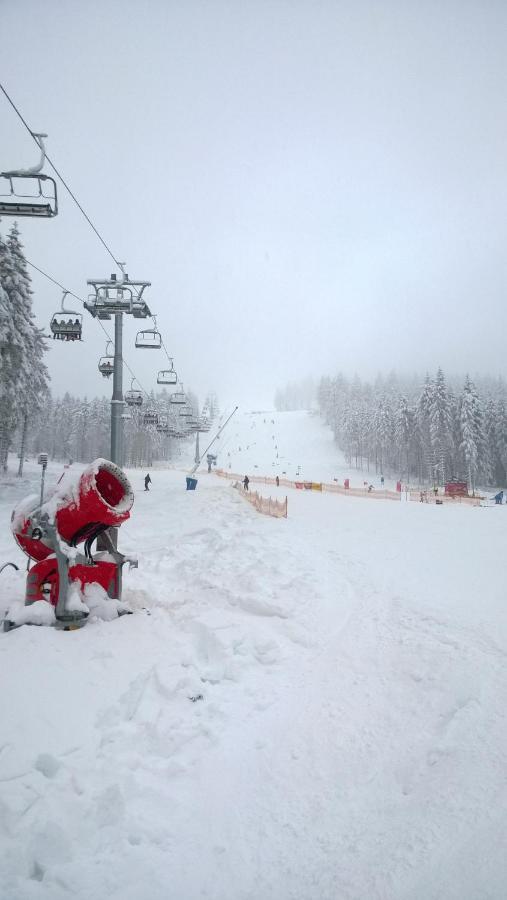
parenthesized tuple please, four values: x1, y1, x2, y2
(243, 475, 249, 491)
(276, 475, 280, 487)
(144, 473, 151, 491)
(380, 475, 384, 487)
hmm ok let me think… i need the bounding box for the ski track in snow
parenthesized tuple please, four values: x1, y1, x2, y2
(0, 410, 506, 899)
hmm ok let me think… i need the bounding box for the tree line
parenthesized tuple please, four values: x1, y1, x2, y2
(23, 388, 217, 468)
(317, 370, 507, 490)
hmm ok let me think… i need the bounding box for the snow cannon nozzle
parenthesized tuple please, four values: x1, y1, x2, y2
(12, 458, 134, 561)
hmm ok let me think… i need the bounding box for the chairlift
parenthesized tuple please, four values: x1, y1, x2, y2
(98, 341, 114, 377)
(125, 378, 143, 407)
(157, 360, 178, 385)
(135, 317, 162, 350)
(0, 134, 58, 218)
(143, 409, 158, 426)
(50, 291, 83, 342)
(170, 384, 187, 405)
(156, 417, 170, 434)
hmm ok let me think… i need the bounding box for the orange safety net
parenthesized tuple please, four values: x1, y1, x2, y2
(214, 470, 482, 507)
(231, 482, 288, 518)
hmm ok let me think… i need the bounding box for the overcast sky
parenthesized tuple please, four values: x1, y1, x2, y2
(2, 0, 507, 408)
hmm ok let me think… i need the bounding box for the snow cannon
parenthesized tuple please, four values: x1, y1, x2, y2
(12, 459, 133, 560)
(6, 459, 137, 631)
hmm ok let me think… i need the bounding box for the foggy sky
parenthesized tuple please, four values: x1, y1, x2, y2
(2, 0, 507, 408)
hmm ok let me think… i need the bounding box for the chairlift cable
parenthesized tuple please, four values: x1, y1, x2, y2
(0, 82, 121, 269)
(3, 88, 185, 409)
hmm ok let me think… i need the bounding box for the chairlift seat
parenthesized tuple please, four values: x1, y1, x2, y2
(0, 172, 58, 218)
(0, 201, 55, 218)
(157, 369, 178, 385)
(135, 329, 162, 350)
(125, 390, 143, 407)
(98, 359, 114, 376)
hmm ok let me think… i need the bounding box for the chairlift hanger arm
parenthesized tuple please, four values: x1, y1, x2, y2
(2, 133, 48, 177)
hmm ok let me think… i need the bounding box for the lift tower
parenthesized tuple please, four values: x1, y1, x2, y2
(85, 270, 151, 466)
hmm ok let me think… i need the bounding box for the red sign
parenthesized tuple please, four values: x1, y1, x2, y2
(444, 481, 468, 497)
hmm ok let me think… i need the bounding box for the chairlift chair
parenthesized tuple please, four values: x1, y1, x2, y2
(135, 317, 162, 350)
(98, 341, 114, 377)
(125, 378, 143, 407)
(143, 409, 158, 426)
(50, 291, 83, 341)
(157, 361, 178, 385)
(0, 134, 58, 218)
(170, 387, 187, 405)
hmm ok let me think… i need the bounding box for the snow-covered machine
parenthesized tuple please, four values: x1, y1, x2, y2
(5, 459, 137, 631)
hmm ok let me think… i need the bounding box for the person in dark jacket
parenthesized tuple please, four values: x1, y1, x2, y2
(144, 473, 152, 491)
(243, 475, 249, 491)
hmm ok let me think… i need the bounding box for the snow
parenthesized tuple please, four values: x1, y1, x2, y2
(0, 411, 506, 899)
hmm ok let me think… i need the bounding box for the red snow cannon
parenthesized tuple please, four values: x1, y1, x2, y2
(12, 459, 133, 560)
(8, 460, 135, 629)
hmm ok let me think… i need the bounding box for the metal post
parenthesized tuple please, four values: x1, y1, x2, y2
(111, 312, 124, 466)
(40, 464, 47, 507)
(37, 453, 48, 507)
(195, 429, 200, 465)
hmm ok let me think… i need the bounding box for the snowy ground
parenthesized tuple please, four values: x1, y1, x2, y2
(0, 411, 506, 899)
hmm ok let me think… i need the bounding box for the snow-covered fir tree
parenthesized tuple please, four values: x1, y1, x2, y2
(0, 224, 50, 471)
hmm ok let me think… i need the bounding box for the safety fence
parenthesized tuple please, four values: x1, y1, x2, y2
(215, 470, 483, 507)
(232, 482, 288, 518)
(216, 470, 401, 501)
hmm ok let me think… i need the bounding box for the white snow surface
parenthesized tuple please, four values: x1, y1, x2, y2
(0, 410, 506, 900)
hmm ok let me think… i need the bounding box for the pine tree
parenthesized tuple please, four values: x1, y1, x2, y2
(459, 376, 485, 493)
(416, 375, 434, 483)
(395, 395, 412, 481)
(429, 368, 453, 485)
(0, 225, 50, 470)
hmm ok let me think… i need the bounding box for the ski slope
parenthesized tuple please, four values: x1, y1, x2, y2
(0, 411, 506, 900)
(215, 407, 361, 485)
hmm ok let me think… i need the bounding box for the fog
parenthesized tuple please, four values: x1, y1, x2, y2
(2, 0, 507, 408)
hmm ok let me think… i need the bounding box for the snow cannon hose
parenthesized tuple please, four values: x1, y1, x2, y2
(12, 459, 134, 561)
